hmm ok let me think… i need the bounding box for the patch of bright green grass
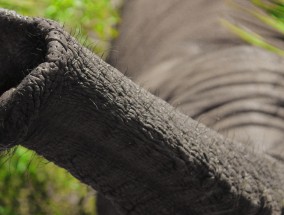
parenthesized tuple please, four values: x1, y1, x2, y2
(224, 0, 284, 56)
(0, 0, 120, 54)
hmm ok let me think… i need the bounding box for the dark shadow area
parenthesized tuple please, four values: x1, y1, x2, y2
(96, 193, 119, 215)
(0, 19, 46, 95)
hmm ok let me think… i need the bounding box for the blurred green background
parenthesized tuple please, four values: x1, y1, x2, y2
(224, 0, 284, 56)
(0, 0, 121, 214)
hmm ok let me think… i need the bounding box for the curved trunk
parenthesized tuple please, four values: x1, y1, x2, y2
(0, 8, 283, 215)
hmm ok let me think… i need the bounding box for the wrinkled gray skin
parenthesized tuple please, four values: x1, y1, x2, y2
(0, 0, 283, 214)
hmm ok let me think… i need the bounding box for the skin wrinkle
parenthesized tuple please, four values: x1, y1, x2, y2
(182, 99, 278, 119)
(200, 101, 284, 125)
(178, 69, 284, 99)
(181, 93, 284, 112)
(187, 76, 284, 95)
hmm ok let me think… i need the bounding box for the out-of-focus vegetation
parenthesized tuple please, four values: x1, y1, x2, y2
(0, 0, 121, 214)
(223, 0, 284, 56)
(0, 0, 120, 54)
(0, 148, 96, 215)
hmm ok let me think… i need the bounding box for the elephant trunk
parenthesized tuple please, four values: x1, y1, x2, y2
(0, 9, 283, 214)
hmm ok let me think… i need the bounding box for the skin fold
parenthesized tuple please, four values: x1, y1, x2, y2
(0, 1, 283, 215)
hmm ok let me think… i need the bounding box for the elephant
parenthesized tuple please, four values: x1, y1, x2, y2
(0, 0, 283, 214)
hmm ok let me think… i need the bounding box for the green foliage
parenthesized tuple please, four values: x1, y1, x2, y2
(0, 0, 120, 54)
(0, 0, 121, 214)
(224, 0, 284, 56)
(0, 147, 96, 215)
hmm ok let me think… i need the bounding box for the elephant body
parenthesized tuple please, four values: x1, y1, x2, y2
(110, 0, 284, 160)
(0, 0, 283, 214)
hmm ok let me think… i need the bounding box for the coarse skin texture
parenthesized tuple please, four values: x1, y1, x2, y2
(102, 0, 284, 214)
(0, 4, 283, 215)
